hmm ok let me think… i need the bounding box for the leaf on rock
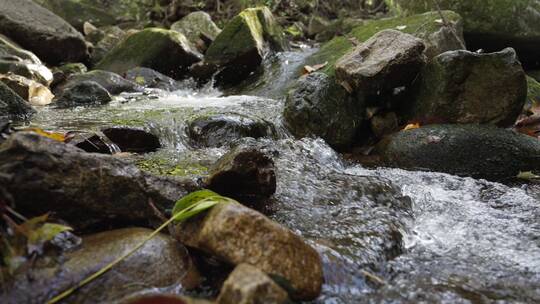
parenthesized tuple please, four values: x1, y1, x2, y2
(517, 171, 540, 180)
(24, 128, 66, 142)
(172, 189, 232, 223)
(403, 122, 421, 131)
(303, 62, 328, 75)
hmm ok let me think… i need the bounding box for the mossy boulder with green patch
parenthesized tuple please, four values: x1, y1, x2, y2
(96, 28, 202, 78)
(170, 11, 221, 52)
(386, 0, 540, 68)
(205, 6, 289, 85)
(304, 11, 464, 76)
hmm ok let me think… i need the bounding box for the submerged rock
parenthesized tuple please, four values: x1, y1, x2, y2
(0, 132, 199, 230)
(171, 11, 221, 53)
(96, 28, 202, 78)
(57, 70, 143, 96)
(175, 201, 323, 301)
(205, 145, 276, 207)
(217, 264, 289, 304)
(65, 131, 118, 154)
(2, 228, 195, 304)
(386, 0, 540, 68)
(125, 67, 179, 91)
(55, 80, 112, 108)
(284, 73, 364, 149)
(335, 29, 426, 94)
(0, 74, 54, 106)
(204, 6, 289, 85)
(102, 127, 161, 153)
(0, 0, 88, 64)
(0, 81, 35, 119)
(187, 114, 275, 148)
(376, 124, 540, 179)
(410, 48, 527, 127)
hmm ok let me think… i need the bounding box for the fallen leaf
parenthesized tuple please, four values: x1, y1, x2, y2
(396, 25, 407, 30)
(403, 123, 421, 131)
(303, 62, 328, 75)
(517, 171, 540, 180)
(24, 128, 66, 142)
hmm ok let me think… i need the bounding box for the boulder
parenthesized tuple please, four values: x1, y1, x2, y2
(56, 70, 142, 96)
(0, 81, 35, 119)
(1, 228, 196, 304)
(386, 0, 540, 68)
(96, 28, 202, 78)
(205, 145, 276, 207)
(125, 67, 179, 91)
(86, 25, 128, 66)
(102, 127, 161, 153)
(34, 0, 116, 31)
(304, 11, 464, 76)
(410, 48, 527, 127)
(217, 264, 289, 304)
(375, 124, 540, 180)
(335, 29, 426, 94)
(0, 132, 199, 230)
(170, 11, 221, 53)
(0, 74, 54, 106)
(175, 201, 323, 301)
(284, 72, 364, 149)
(55, 81, 112, 108)
(204, 6, 289, 85)
(0, 0, 88, 65)
(187, 114, 275, 148)
(0, 35, 53, 85)
(51, 62, 88, 89)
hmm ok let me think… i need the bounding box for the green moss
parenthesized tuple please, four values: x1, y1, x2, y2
(527, 76, 540, 105)
(305, 11, 461, 76)
(136, 158, 208, 178)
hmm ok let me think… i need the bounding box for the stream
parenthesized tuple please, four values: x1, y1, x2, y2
(22, 48, 540, 303)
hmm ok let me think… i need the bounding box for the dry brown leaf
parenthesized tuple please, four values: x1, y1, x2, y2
(403, 123, 421, 131)
(24, 128, 66, 142)
(303, 61, 328, 75)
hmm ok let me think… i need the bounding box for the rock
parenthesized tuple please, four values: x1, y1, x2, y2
(335, 29, 426, 94)
(371, 112, 399, 138)
(171, 11, 221, 53)
(102, 127, 161, 153)
(410, 48, 527, 127)
(96, 28, 202, 78)
(284, 72, 364, 149)
(527, 76, 540, 106)
(65, 131, 118, 154)
(55, 81, 112, 108)
(0, 132, 200, 230)
(217, 264, 289, 304)
(386, 0, 540, 68)
(125, 67, 179, 91)
(87, 25, 128, 66)
(0, 0, 88, 65)
(187, 114, 276, 148)
(205, 145, 276, 207)
(0, 81, 35, 119)
(1, 228, 196, 304)
(0, 35, 53, 85)
(34, 0, 116, 31)
(0, 74, 54, 106)
(304, 11, 464, 76)
(57, 70, 143, 96)
(204, 6, 289, 85)
(175, 201, 323, 301)
(375, 124, 540, 180)
(307, 16, 331, 38)
(51, 62, 88, 89)
(122, 294, 212, 304)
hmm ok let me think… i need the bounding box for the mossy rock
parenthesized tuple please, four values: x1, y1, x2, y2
(304, 11, 463, 76)
(386, 0, 540, 68)
(170, 11, 221, 49)
(34, 0, 116, 30)
(96, 28, 202, 78)
(527, 75, 540, 106)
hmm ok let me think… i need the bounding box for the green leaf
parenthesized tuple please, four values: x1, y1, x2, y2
(171, 189, 220, 217)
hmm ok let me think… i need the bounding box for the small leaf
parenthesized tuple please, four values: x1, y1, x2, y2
(135, 76, 146, 85)
(517, 171, 540, 180)
(172, 189, 219, 216)
(302, 62, 328, 75)
(24, 128, 66, 142)
(396, 25, 407, 30)
(403, 123, 421, 131)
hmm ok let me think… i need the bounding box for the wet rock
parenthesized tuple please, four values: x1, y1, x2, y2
(86, 25, 128, 66)
(217, 264, 289, 304)
(122, 294, 212, 304)
(205, 145, 276, 207)
(410, 48, 527, 127)
(304, 11, 464, 76)
(96, 28, 202, 78)
(51, 62, 88, 89)
(56, 70, 143, 96)
(0, 132, 199, 230)
(0, 0, 88, 65)
(171, 11, 221, 53)
(387, 0, 540, 68)
(335, 29, 426, 94)
(375, 124, 540, 180)
(1, 228, 195, 304)
(175, 201, 323, 301)
(102, 127, 161, 153)
(284, 72, 364, 149)
(0, 81, 35, 119)
(0, 35, 54, 86)
(0, 74, 54, 106)
(55, 81, 112, 108)
(204, 6, 289, 85)
(371, 112, 399, 138)
(187, 114, 275, 148)
(35, 0, 116, 31)
(65, 131, 118, 154)
(125, 67, 179, 91)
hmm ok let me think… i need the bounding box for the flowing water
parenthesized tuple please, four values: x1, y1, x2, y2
(24, 48, 540, 303)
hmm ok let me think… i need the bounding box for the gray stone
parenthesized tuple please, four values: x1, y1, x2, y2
(0, 81, 35, 119)
(56, 70, 142, 96)
(171, 11, 221, 52)
(55, 81, 112, 108)
(125, 67, 179, 91)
